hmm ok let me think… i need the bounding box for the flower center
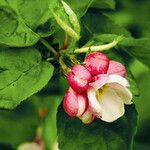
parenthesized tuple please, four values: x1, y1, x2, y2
(96, 85, 108, 101)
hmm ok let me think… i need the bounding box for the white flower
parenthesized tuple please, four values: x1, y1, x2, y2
(87, 74, 133, 122)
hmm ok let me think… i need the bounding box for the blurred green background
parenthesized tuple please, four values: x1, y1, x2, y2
(0, 0, 150, 150)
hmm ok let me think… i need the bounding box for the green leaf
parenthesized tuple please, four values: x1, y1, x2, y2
(130, 60, 150, 125)
(52, 12, 80, 40)
(82, 10, 131, 37)
(0, 47, 54, 109)
(0, 0, 54, 47)
(63, 0, 94, 17)
(57, 104, 137, 150)
(79, 10, 131, 46)
(91, 0, 116, 10)
(61, 0, 81, 35)
(120, 38, 150, 68)
(0, 100, 39, 146)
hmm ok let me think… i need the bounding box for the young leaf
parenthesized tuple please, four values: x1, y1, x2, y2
(0, 47, 54, 109)
(52, 12, 80, 40)
(57, 104, 138, 150)
(61, 0, 80, 35)
(49, 0, 80, 41)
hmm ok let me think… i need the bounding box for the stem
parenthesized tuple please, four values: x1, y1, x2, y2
(74, 37, 122, 53)
(59, 56, 71, 76)
(40, 38, 59, 57)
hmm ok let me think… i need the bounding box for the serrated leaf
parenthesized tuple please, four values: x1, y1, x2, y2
(0, 100, 39, 146)
(0, 47, 54, 109)
(57, 104, 137, 150)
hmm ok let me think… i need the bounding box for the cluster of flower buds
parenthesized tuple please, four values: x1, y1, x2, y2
(63, 52, 133, 123)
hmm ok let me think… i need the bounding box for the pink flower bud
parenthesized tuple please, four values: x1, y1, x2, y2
(84, 52, 110, 75)
(107, 61, 126, 77)
(67, 65, 92, 93)
(63, 87, 88, 118)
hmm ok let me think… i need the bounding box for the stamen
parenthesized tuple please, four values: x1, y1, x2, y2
(96, 85, 109, 101)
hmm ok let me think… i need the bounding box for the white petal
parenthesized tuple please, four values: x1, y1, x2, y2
(87, 87, 102, 118)
(108, 74, 129, 87)
(109, 83, 133, 104)
(99, 87, 125, 122)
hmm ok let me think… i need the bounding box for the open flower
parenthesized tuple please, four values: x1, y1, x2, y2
(87, 74, 132, 122)
(67, 65, 92, 93)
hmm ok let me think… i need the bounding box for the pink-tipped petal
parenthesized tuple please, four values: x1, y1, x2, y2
(107, 61, 126, 77)
(90, 74, 129, 90)
(63, 88, 78, 117)
(68, 65, 92, 93)
(63, 88, 88, 118)
(84, 52, 110, 75)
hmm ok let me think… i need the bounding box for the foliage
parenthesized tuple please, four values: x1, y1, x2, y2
(0, 0, 149, 150)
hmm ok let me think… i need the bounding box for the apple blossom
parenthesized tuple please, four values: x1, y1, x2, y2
(67, 64, 92, 93)
(87, 74, 133, 122)
(84, 52, 110, 75)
